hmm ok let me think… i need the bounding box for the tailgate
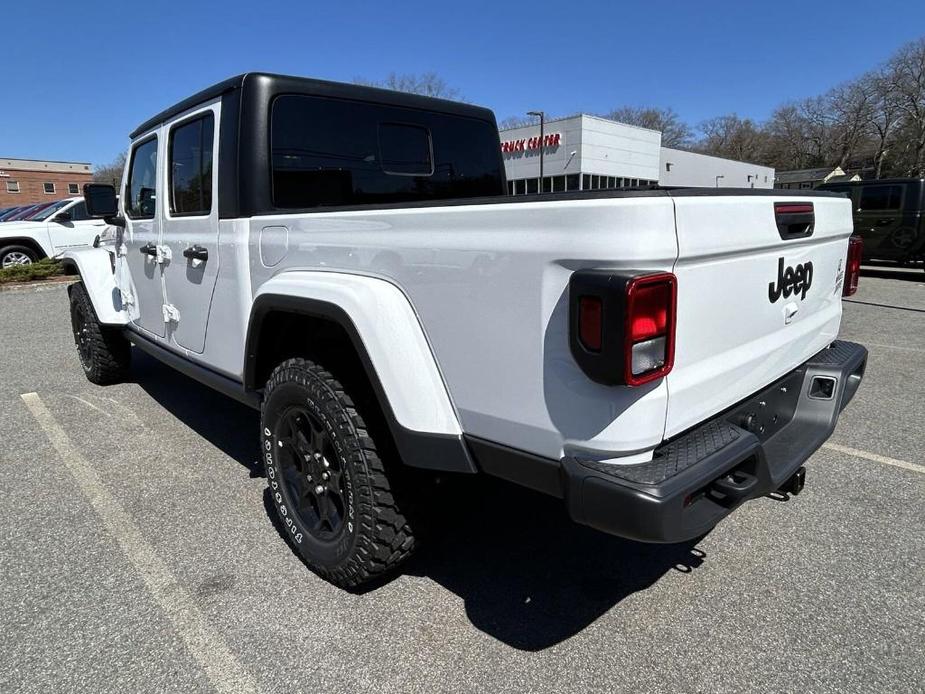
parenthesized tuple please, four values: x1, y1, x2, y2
(665, 192, 853, 438)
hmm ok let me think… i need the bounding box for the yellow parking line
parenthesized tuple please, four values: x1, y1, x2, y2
(20, 392, 259, 694)
(822, 442, 925, 475)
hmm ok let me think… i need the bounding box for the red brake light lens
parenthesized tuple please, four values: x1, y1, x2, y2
(843, 235, 862, 297)
(578, 296, 603, 351)
(624, 273, 677, 386)
(628, 282, 671, 342)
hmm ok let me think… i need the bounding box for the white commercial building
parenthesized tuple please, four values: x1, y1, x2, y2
(659, 147, 774, 189)
(499, 114, 774, 193)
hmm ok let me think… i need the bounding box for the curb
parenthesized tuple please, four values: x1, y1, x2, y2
(0, 276, 76, 293)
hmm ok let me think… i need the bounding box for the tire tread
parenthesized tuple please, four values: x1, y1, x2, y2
(262, 357, 416, 588)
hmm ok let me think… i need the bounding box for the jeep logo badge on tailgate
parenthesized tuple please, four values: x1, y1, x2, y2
(768, 258, 813, 303)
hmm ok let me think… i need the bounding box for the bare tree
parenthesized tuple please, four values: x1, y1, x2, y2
(498, 115, 537, 130)
(697, 114, 767, 163)
(602, 106, 693, 148)
(887, 37, 925, 176)
(827, 79, 877, 169)
(354, 72, 463, 100)
(763, 104, 814, 170)
(93, 152, 126, 188)
(866, 69, 904, 178)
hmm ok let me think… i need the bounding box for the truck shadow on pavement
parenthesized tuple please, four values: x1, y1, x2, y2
(402, 474, 707, 650)
(130, 351, 263, 477)
(130, 349, 708, 651)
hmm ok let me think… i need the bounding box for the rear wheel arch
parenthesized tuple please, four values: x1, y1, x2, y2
(244, 294, 475, 474)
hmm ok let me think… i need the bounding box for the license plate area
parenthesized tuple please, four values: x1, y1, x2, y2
(725, 369, 804, 443)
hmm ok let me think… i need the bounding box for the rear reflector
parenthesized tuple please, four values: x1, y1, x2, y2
(843, 235, 863, 297)
(624, 273, 677, 386)
(578, 296, 603, 351)
(773, 203, 814, 215)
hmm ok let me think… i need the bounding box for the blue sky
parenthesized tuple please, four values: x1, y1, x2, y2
(4, 1, 924, 168)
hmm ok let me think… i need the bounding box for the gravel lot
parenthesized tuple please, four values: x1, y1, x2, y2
(0, 267, 923, 694)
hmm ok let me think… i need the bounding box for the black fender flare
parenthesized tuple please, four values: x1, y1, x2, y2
(244, 293, 476, 474)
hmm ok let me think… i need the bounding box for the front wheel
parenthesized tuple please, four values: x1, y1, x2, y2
(261, 358, 416, 588)
(69, 282, 130, 385)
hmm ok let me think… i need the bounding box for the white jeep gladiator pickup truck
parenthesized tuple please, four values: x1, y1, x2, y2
(64, 73, 867, 588)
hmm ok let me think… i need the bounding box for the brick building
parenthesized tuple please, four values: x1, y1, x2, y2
(0, 158, 93, 207)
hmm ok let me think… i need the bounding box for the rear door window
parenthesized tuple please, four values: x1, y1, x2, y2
(859, 185, 903, 211)
(169, 113, 214, 216)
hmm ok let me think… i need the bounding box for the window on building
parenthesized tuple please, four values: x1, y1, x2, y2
(126, 137, 158, 220)
(607, 177, 616, 188)
(799, 182, 812, 189)
(566, 174, 579, 191)
(552, 176, 565, 193)
(591, 175, 599, 189)
(582, 174, 590, 190)
(507, 180, 514, 195)
(526, 178, 538, 194)
(6, 180, 20, 193)
(542, 177, 552, 193)
(859, 185, 903, 211)
(515, 179, 526, 195)
(270, 94, 504, 209)
(44, 182, 56, 194)
(68, 183, 80, 195)
(169, 113, 215, 216)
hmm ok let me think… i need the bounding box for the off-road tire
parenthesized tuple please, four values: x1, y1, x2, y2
(69, 282, 130, 385)
(261, 358, 416, 588)
(0, 244, 38, 267)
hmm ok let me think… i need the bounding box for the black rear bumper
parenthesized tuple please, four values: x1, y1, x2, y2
(558, 340, 867, 543)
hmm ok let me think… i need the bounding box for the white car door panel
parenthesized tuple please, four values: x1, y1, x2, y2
(161, 102, 221, 354)
(122, 134, 166, 338)
(46, 200, 106, 254)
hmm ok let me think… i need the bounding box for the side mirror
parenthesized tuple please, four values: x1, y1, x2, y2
(83, 183, 119, 218)
(52, 211, 72, 223)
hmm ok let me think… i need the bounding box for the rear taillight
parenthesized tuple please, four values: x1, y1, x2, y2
(624, 273, 677, 386)
(843, 235, 862, 297)
(569, 270, 677, 386)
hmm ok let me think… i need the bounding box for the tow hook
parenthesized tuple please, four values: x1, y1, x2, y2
(779, 466, 806, 496)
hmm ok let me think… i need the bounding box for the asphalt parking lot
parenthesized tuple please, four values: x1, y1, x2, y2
(0, 267, 923, 694)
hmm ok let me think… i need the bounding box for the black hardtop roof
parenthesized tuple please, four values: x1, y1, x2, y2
(130, 72, 497, 139)
(819, 177, 925, 186)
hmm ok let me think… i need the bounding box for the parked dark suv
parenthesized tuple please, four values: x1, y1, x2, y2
(818, 178, 925, 265)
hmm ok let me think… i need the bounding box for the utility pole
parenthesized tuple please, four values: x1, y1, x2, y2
(528, 110, 545, 192)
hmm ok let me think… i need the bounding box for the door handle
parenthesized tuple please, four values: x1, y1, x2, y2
(140, 243, 157, 256)
(182, 245, 209, 261)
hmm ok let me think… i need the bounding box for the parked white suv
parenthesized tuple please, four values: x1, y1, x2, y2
(61, 73, 867, 589)
(0, 197, 107, 267)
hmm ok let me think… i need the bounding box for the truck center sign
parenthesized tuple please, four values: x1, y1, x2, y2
(500, 132, 562, 153)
